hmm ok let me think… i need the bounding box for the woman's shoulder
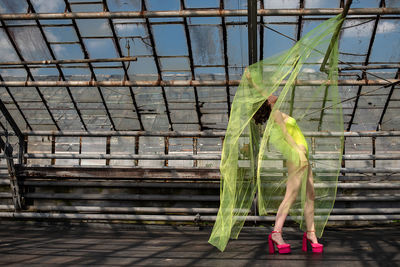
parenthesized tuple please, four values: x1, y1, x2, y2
(281, 113, 296, 124)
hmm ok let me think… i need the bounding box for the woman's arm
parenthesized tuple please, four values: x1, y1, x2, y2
(244, 69, 268, 97)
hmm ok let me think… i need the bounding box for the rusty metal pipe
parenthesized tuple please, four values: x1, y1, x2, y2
(0, 8, 400, 20)
(0, 79, 398, 87)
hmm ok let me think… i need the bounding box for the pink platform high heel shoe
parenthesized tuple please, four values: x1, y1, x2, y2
(268, 230, 291, 254)
(302, 230, 323, 253)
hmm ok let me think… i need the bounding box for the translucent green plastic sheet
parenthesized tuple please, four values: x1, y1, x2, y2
(209, 15, 344, 252)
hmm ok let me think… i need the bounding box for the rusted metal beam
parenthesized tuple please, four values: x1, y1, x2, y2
(22, 153, 400, 161)
(0, 57, 137, 66)
(2, 130, 400, 138)
(180, 0, 203, 130)
(1, 8, 400, 20)
(340, 64, 400, 71)
(102, 0, 144, 131)
(0, 79, 397, 87)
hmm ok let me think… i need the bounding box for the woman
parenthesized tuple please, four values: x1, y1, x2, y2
(208, 15, 342, 253)
(252, 94, 323, 254)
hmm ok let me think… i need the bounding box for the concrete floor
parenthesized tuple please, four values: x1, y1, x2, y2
(0, 223, 398, 266)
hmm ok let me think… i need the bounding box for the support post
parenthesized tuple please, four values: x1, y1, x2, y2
(0, 137, 24, 210)
(247, 0, 258, 66)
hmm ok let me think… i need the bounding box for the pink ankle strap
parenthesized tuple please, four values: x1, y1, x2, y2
(271, 230, 282, 233)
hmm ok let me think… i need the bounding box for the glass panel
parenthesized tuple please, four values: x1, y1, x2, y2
(186, 0, 219, 8)
(55, 137, 80, 166)
(227, 25, 248, 77)
(51, 44, 84, 60)
(263, 25, 296, 57)
(370, 20, 400, 63)
(152, 24, 188, 56)
(9, 26, 52, 61)
(9, 87, 57, 130)
(43, 26, 78, 42)
(339, 19, 374, 63)
(30, 0, 65, 12)
(70, 3, 103, 12)
(264, 0, 299, 8)
(76, 19, 113, 37)
(0, 87, 28, 130)
(100, 86, 141, 130)
(107, 0, 141, 11)
(0, 29, 20, 62)
(160, 57, 190, 71)
(147, 0, 180, 10)
(110, 136, 136, 166)
(70, 87, 113, 130)
(84, 39, 118, 59)
(189, 25, 224, 66)
(81, 137, 106, 166)
(118, 37, 153, 56)
(127, 56, 158, 77)
(305, 0, 339, 8)
(0, 0, 28, 13)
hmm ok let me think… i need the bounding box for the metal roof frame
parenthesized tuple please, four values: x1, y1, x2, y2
(0, 0, 399, 135)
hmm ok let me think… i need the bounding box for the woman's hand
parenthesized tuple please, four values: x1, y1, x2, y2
(298, 148, 308, 167)
(240, 144, 250, 156)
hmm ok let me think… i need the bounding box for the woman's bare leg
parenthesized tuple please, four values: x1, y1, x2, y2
(272, 160, 307, 244)
(304, 164, 318, 243)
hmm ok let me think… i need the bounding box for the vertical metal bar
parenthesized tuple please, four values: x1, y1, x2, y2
(79, 136, 82, 166)
(135, 136, 139, 166)
(2, 139, 24, 210)
(193, 137, 198, 167)
(220, 0, 232, 117)
(164, 136, 169, 167)
(141, 0, 173, 131)
(0, 19, 60, 130)
(247, 0, 258, 65)
(63, 0, 116, 130)
(372, 136, 376, 176)
(23, 135, 28, 164)
(51, 135, 56, 165)
(106, 136, 111, 166)
(180, 0, 203, 130)
(26, 0, 88, 131)
(259, 0, 264, 61)
(102, 0, 144, 130)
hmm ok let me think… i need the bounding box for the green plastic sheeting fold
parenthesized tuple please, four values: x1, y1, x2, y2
(209, 15, 344, 252)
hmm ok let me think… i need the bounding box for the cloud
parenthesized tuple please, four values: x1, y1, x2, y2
(0, 37, 19, 61)
(342, 20, 375, 38)
(31, 0, 63, 12)
(376, 21, 398, 34)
